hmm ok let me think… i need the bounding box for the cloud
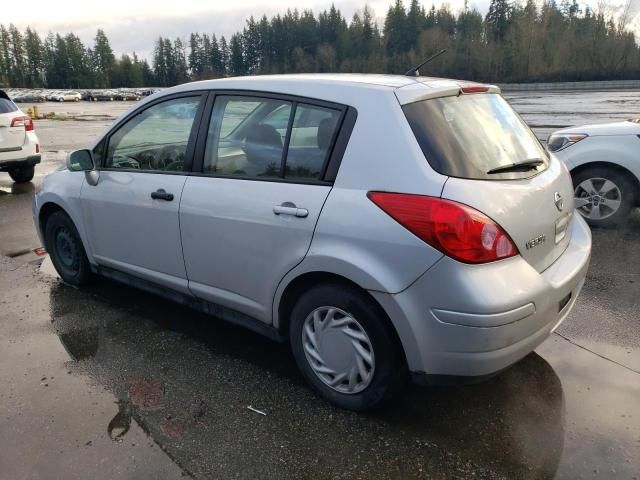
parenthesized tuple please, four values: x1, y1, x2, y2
(9, 0, 478, 59)
(6, 0, 638, 60)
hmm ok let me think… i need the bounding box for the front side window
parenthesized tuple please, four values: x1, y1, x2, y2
(105, 96, 201, 172)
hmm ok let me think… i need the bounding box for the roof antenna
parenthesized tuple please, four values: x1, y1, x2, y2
(404, 49, 447, 77)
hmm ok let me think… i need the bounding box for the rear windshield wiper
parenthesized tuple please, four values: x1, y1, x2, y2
(486, 158, 544, 174)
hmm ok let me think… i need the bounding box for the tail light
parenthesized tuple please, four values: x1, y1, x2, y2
(11, 116, 34, 131)
(367, 192, 518, 264)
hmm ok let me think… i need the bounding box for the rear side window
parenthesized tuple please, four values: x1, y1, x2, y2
(286, 104, 341, 180)
(205, 96, 292, 178)
(403, 93, 548, 180)
(204, 95, 342, 181)
(0, 98, 18, 114)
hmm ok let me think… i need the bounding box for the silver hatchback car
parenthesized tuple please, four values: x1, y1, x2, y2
(33, 75, 591, 410)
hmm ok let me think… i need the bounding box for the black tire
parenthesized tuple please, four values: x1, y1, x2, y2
(9, 165, 34, 183)
(289, 282, 407, 411)
(44, 211, 92, 286)
(572, 167, 636, 228)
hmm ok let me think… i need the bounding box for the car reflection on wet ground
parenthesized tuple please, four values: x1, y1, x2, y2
(1, 91, 640, 479)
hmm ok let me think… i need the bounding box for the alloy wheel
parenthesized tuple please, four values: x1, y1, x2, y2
(574, 177, 622, 220)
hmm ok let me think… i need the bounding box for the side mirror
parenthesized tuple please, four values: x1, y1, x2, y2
(66, 149, 95, 172)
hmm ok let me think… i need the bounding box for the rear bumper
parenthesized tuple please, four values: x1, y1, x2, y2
(0, 155, 41, 171)
(371, 214, 591, 379)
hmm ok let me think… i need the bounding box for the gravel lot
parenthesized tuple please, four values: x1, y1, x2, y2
(1, 91, 639, 479)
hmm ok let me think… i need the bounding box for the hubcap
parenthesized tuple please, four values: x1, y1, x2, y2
(301, 306, 375, 394)
(574, 177, 622, 220)
(54, 227, 77, 269)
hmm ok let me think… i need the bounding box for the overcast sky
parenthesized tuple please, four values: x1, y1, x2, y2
(4, 0, 639, 60)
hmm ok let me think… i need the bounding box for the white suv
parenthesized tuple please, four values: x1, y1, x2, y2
(548, 120, 640, 227)
(0, 90, 40, 183)
(33, 75, 591, 410)
(50, 91, 82, 102)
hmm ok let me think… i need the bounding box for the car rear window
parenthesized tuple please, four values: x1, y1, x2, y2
(0, 98, 18, 114)
(403, 93, 548, 180)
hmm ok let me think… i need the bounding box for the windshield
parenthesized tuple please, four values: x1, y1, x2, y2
(403, 93, 548, 180)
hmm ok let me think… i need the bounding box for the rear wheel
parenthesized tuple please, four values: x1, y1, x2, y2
(45, 211, 92, 286)
(572, 167, 635, 227)
(9, 165, 34, 183)
(289, 283, 407, 411)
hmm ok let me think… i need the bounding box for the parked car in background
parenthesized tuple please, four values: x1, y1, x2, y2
(137, 88, 158, 97)
(0, 90, 40, 183)
(12, 91, 47, 103)
(33, 75, 590, 410)
(49, 91, 82, 102)
(548, 119, 640, 227)
(87, 90, 117, 101)
(114, 91, 141, 101)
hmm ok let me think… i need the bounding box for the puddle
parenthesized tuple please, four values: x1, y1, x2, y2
(58, 327, 100, 360)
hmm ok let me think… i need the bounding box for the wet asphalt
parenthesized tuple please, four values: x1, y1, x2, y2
(1, 96, 639, 479)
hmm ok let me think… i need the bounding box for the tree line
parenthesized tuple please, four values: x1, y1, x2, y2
(1, 0, 639, 89)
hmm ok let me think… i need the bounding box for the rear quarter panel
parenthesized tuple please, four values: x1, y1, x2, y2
(272, 90, 447, 327)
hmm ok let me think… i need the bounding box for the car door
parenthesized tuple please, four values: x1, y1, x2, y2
(180, 93, 345, 322)
(81, 93, 206, 294)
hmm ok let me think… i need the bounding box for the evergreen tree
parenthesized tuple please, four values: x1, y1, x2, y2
(173, 38, 189, 84)
(486, 0, 512, 41)
(188, 33, 204, 79)
(0, 26, 12, 86)
(8, 25, 26, 86)
(384, 0, 408, 54)
(228, 33, 245, 75)
(23, 27, 44, 87)
(93, 29, 115, 87)
(219, 36, 229, 76)
(209, 34, 224, 77)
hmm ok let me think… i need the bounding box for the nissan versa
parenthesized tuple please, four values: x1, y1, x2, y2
(33, 74, 591, 410)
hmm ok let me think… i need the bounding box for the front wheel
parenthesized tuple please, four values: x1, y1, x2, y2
(9, 165, 34, 183)
(572, 167, 635, 228)
(44, 211, 92, 286)
(289, 283, 407, 411)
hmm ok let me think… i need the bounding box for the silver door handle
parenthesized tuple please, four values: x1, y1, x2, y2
(273, 205, 309, 218)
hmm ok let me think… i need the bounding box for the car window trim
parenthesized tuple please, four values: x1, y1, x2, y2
(323, 106, 357, 182)
(99, 91, 209, 175)
(192, 89, 356, 184)
(279, 102, 297, 178)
